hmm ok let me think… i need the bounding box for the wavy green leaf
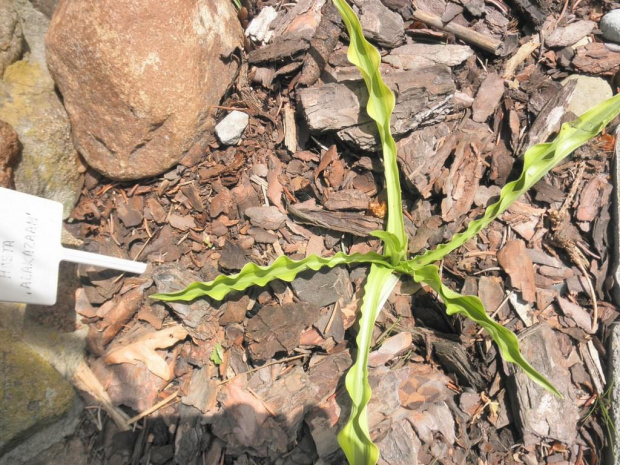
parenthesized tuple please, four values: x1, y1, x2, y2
(369, 231, 401, 266)
(332, 0, 406, 262)
(410, 264, 562, 397)
(338, 264, 399, 465)
(407, 92, 620, 270)
(151, 251, 391, 302)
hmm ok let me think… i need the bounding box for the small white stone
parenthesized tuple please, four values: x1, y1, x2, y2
(561, 75, 613, 117)
(245, 6, 278, 43)
(215, 110, 249, 146)
(601, 9, 620, 44)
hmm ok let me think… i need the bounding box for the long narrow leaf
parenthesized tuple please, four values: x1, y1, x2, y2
(410, 264, 562, 397)
(407, 93, 620, 269)
(338, 264, 399, 464)
(152, 251, 391, 302)
(332, 0, 407, 262)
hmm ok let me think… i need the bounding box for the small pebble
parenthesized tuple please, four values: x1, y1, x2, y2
(215, 110, 249, 146)
(600, 9, 620, 44)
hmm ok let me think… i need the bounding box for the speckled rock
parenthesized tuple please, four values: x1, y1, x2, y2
(0, 0, 23, 76)
(0, 328, 75, 455)
(28, 0, 59, 18)
(46, 0, 244, 180)
(12, 0, 49, 64)
(0, 60, 81, 217)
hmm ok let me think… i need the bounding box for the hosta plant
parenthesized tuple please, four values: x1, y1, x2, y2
(154, 1, 620, 463)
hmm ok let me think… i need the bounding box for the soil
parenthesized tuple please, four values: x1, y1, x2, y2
(24, 0, 620, 463)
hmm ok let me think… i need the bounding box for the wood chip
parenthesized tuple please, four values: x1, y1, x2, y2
(383, 43, 474, 70)
(572, 42, 620, 76)
(546, 20, 595, 48)
(497, 240, 536, 302)
(472, 72, 505, 123)
(507, 324, 579, 446)
(368, 332, 412, 367)
(323, 189, 370, 211)
(575, 175, 611, 222)
(169, 213, 197, 231)
(557, 296, 595, 334)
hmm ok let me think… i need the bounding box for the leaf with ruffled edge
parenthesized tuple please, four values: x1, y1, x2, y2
(408, 92, 620, 270)
(332, 0, 407, 263)
(408, 264, 561, 397)
(152, 252, 392, 302)
(338, 264, 399, 465)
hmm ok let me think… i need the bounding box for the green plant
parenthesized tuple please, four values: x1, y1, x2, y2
(582, 381, 617, 454)
(153, 1, 620, 462)
(211, 342, 224, 365)
(231, 0, 242, 10)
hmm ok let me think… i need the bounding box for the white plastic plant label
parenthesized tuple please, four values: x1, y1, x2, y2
(0, 187, 147, 305)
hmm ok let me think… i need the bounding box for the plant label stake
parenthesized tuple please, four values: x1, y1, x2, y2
(0, 187, 147, 305)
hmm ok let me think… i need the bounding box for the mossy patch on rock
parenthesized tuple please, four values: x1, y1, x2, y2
(0, 328, 75, 454)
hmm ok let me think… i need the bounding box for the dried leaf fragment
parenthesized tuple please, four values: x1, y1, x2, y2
(105, 325, 189, 380)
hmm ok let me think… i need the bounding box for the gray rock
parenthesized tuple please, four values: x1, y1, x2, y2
(562, 75, 613, 117)
(0, 0, 23, 76)
(215, 110, 250, 146)
(609, 323, 620, 465)
(291, 267, 349, 308)
(28, 0, 59, 18)
(0, 396, 82, 465)
(12, 0, 48, 64)
(601, 9, 620, 44)
(606, 42, 620, 53)
(0, 0, 80, 218)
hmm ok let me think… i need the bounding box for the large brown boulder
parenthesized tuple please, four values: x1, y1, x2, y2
(45, 0, 243, 181)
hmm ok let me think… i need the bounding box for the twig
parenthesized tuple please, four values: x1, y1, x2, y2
(127, 390, 180, 425)
(558, 162, 586, 218)
(503, 39, 540, 79)
(412, 9, 502, 55)
(548, 161, 598, 331)
(217, 354, 307, 385)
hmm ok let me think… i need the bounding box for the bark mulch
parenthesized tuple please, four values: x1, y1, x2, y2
(29, 0, 620, 463)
